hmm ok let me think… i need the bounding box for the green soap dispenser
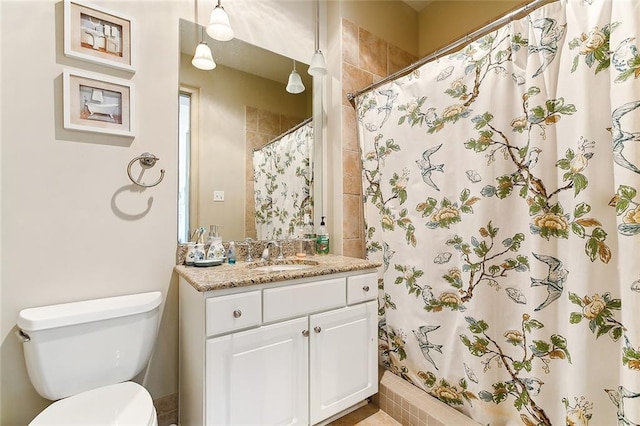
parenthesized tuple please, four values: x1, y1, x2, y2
(316, 216, 330, 255)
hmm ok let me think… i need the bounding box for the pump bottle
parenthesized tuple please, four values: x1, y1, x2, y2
(227, 241, 237, 264)
(316, 216, 330, 255)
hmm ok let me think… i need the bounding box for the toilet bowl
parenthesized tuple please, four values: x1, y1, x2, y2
(17, 291, 162, 425)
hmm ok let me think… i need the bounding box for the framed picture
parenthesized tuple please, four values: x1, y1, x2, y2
(64, 0, 135, 72)
(63, 69, 135, 137)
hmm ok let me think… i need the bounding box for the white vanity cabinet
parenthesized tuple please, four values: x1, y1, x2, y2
(206, 316, 309, 425)
(178, 270, 378, 426)
(309, 302, 377, 424)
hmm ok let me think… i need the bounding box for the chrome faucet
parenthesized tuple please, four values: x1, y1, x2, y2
(261, 240, 284, 261)
(236, 238, 255, 262)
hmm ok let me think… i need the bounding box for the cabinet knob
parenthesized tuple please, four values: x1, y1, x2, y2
(302, 330, 309, 337)
(314, 326, 322, 333)
(363, 285, 370, 292)
(232, 310, 242, 318)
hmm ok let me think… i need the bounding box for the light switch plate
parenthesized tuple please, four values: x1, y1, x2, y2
(213, 190, 224, 202)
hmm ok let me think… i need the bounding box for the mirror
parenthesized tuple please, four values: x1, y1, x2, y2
(178, 19, 314, 243)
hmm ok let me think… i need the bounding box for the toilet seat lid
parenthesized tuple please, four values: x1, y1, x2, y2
(29, 381, 156, 425)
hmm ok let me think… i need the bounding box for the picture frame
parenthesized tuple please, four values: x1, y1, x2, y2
(63, 69, 135, 137)
(64, 0, 135, 72)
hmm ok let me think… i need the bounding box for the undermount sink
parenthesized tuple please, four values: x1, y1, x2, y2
(254, 264, 313, 272)
(249, 259, 319, 273)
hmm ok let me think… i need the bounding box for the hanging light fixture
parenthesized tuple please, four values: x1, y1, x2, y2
(192, 26, 216, 70)
(308, 0, 326, 76)
(206, 0, 234, 42)
(286, 60, 305, 94)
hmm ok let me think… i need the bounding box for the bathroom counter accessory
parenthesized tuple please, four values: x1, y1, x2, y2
(174, 254, 381, 292)
(193, 258, 224, 267)
(127, 152, 165, 188)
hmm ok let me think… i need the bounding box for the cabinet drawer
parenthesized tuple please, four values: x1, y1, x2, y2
(206, 291, 262, 336)
(263, 278, 346, 323)
(347, 273, 378, 304)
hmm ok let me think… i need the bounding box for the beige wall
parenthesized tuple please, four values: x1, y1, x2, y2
(0, 1, 313, 424)
(179, 54, 310, 241)
(418, 0, 528, 56)
(340, 1, 419, 57)
(1, 1, 182, 423)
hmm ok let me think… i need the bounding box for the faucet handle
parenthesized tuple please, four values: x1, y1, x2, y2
(244, 244, 254, 262)
(262, 240, 284, 261)
(243, 238, 254, 261)
(261, 247, 270, 262)
(235, 241, 254, 262)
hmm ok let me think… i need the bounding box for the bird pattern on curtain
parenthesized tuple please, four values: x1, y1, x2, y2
(253, 121, 313, 240)
(355, 0, 640, 424)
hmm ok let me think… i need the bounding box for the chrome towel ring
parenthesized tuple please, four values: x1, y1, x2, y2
(127, 152, 165, 188)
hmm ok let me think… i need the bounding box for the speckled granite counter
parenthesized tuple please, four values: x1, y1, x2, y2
(174, 255, 381, 292)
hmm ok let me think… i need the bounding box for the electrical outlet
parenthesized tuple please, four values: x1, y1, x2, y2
(213, 190, 224, 202)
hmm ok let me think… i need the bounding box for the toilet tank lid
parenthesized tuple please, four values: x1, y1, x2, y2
(17, 291, 162, 332)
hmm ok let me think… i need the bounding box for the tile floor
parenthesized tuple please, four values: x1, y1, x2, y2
(328, 404, 400, 426)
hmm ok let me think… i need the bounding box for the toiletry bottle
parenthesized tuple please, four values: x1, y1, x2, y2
(303, 215, 316, 256)
(316, 216, 330, 255)
(296, 214, 305, 239)
(227, 241, 236, 264)
(303, 214, 315, 239)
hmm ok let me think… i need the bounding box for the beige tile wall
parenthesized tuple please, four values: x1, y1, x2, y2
(372, 369, 481, 426)
(341, 19, 417, 258)
(245, 106, 306, 239)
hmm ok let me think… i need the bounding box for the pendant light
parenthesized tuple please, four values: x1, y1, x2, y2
(192, 26, 216, 70)
(286, 60, 305, 94)
(308, 0, 326, 76)
(207, 0, 234, 42)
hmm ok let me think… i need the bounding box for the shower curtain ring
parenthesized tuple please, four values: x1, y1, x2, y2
(127, 152, 165, 188)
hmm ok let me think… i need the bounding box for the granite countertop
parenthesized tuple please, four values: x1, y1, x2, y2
(174, 254, 382, 292)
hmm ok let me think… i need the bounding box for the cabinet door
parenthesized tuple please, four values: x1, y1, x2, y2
(309, 301, 378, 424)
(206, 317, 309, 425)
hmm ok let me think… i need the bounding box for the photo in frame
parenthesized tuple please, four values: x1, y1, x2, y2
(64, 0, 135, 72)
(63, 69, 135, 137)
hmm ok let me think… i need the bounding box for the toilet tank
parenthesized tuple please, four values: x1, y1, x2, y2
(17, 291, 162, 401)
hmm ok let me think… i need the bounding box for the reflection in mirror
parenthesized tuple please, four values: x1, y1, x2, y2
(253, 118, 313, 240)
(178, 19, 313, 243)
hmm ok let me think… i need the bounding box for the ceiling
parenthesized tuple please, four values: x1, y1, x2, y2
(402, 0, 435, 12)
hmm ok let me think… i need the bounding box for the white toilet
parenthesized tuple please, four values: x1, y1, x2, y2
(17, 291, 163, 425)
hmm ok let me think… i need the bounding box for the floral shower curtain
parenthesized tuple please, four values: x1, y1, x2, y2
(356, 1, 640, 424)
(253, 121, 313, 240)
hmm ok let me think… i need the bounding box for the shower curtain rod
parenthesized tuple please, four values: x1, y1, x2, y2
(253, 117, 313, 152)
(346, 0, 559, 103)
